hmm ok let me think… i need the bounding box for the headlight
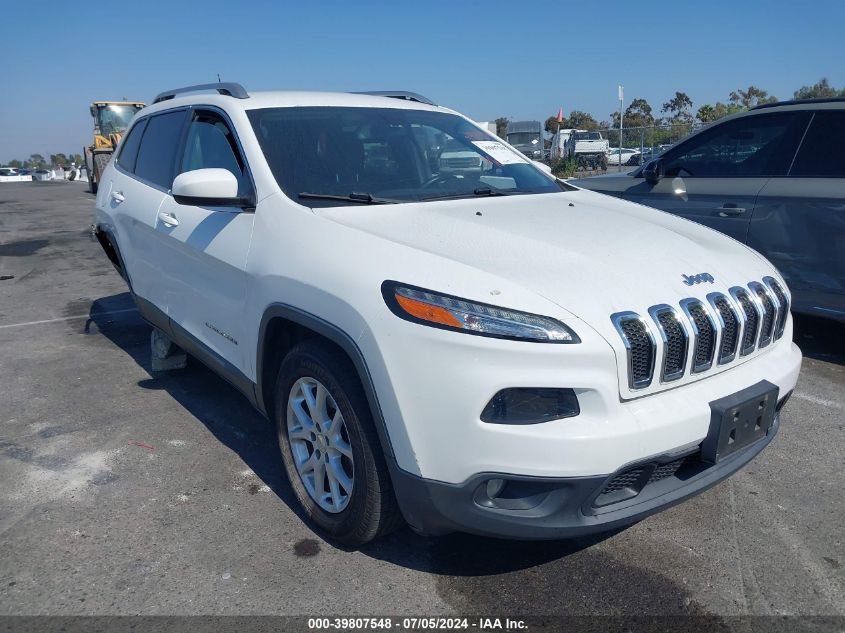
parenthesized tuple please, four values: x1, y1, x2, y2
(382, 282, 580, 343)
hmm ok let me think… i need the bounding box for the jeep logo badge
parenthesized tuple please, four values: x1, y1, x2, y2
(682, 272, 715, 286)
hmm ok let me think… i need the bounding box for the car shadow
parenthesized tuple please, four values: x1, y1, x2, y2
(87, 292, 626, 576)
(86, 292, 303, 519)
(793, 314, 845, 366)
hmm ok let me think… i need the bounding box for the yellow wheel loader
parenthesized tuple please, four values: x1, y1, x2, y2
(85, 101, 144, 193)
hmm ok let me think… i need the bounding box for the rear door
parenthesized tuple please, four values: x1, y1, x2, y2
(108, 109, 188, 306)
(623, 111, 810, 242)
(152, 108, 256, 374)
(751, 109, 845, 319)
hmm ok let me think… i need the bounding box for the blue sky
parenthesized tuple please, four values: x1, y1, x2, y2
(1, 0, 844, 162)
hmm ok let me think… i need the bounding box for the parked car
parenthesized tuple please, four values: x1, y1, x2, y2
(94, 83, 801, 544)
(573, 98, 845, 322)
(607, 148, 641, 166)
(0, 167, 19, 177)
(32, 169, 53, 181)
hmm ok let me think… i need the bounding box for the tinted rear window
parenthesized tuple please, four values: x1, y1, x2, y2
(790, 111, 845, 177)
(116, 118, 147, 173)
(134, 111, 185, 189)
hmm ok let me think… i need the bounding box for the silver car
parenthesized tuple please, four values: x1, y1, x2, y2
(573, 99, 845, 322)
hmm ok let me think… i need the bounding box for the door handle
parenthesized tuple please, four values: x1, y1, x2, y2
(111, 191, 125, 203)
(158, 211, 179, 227)
(717, 204, 746, 217)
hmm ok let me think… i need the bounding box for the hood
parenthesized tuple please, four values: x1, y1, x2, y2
(318, 189, 779, 345)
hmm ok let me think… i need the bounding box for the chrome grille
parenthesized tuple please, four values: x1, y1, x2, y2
(681, 299, 716, 373)
(611, 313, 655, 389)
(649, 305, 688, 382)
(709, 293, 739, 364)
(764, 276, 789, 340)
(612, 279, 788, 392)
(732, 287, 760, 356)
(749, 282, 776, 348)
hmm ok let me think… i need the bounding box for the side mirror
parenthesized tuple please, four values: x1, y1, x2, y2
(533, 160, 553, 175)
(172, 168, 249, 207)
(643, 159, 664, 185)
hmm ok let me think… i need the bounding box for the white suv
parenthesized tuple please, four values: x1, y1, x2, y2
(94, 83, 802, 545)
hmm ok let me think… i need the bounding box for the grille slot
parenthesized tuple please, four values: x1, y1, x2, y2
(602, 468, 644, 494)
(649, 305, 688, 382)
(764, 277, 789, 340)
(595, 455, 697, 508)
(709, 293, 740, 364)
(647, 458, 687, 484)
(751, 282, 776, 348)
(611, 313, 655, 389)
(732, 288, 760, 356)
(681, 300, 716, 372)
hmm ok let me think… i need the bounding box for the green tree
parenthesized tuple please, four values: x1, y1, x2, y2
(661, 92, 694, 124)
(494, 117, 509, 138)
(793, 78, 844, 100)
(7, 159, 23, 168)
(729, 86, 777, 109)
(26, 154, 46, 169)
(50, 153, 69, 167)
(696, 101, 743, 123)
(611, 98, 655, 129)
(544, 115, 562, 134)
(545, 111, 599, 133)
(564, 110, 600, 130)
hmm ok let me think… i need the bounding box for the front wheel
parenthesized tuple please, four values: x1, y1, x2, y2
(274, 340, 403, 545)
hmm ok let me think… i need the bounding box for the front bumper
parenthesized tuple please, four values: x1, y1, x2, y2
(393, 400, 786, 539)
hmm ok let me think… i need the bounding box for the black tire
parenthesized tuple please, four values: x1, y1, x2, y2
(91, 153, 110, 194)
(274, 339, 403, 545)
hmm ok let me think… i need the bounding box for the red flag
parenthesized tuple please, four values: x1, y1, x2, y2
(556, 108, 564, 123)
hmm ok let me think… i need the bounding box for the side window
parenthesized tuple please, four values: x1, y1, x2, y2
(134, 110, 186, 189)
(116, 118, 147, 173)
(179, 110, 250, 196)
(661, 112, 810, 178)
(789, 111, 845, 177)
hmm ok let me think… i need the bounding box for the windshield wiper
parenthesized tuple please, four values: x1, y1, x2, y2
(421, 187, 514, 202)
(298, 192, 400, 205)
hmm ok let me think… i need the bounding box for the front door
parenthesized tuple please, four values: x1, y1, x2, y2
(153, 108, 257, 374)
(624, 110, 812, 243)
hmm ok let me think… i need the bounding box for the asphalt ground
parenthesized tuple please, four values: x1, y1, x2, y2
(0, 181, 842, 624)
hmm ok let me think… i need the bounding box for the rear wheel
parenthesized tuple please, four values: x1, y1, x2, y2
(274, 340, 403, 545)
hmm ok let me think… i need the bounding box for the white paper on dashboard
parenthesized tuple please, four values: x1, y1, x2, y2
(471, 141, 528, 165)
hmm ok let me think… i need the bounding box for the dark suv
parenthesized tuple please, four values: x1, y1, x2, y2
(573, 98, 845, 322)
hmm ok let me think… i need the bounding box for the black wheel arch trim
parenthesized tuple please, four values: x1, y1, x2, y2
(256, 303, 401, 468)
(93, 224, 132, 289)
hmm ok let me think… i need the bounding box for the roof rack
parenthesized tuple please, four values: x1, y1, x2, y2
(152, 82, 249, 104)
(353, 91, 436, 106)
(751, 96, 845, 110)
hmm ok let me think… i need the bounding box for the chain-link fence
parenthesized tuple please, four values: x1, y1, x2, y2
(600, 123, 701, 166)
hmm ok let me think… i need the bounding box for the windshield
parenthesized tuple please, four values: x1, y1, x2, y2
(506, 132, 541, 147)
(249, 107, 563, 207)
(96, 104, 143, 137)
(573, 131, 602, 141)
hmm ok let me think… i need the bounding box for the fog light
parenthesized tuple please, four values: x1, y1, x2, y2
(486, 478, 506, 498)
(480, 388, 579, 424)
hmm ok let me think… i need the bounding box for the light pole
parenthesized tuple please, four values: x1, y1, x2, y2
(618, 85, 624, 172)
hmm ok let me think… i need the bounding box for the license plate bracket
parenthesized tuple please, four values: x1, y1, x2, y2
(702, 380, 779, 464)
